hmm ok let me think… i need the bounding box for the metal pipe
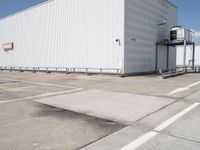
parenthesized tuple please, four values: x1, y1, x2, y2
(155, 43, 158, 72)
(183, 40, 187, 70)
(192, 43, 195, 69)
(167, 46, 169, 69)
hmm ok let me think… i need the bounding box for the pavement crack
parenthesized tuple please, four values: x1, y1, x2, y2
(75, 126, 126, 150)
(0, 81, 19, 84)
(129, 100, 180, 126)
(156, 131, 200, 144)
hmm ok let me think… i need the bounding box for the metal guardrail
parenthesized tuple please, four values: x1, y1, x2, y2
(160, 66, 200, 79)
(159, 69, 185, 79)
(0, 66, 123, 75)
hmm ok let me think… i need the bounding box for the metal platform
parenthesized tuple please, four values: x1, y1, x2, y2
(156, 40, 195, 71)
(156, 39, 196, 79)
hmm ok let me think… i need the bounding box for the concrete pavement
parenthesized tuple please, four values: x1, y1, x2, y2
(81, 101, 200, 150)
(0, 71, 200, 150)
(35, 89, 175, 124)
(0, 100, 124, 150)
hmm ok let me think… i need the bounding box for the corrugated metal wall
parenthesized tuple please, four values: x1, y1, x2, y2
(177, 46, 200, 66)
(124, 0, 177, 74)
(0, 0, 177, 74)
(0, 0, 124, 73)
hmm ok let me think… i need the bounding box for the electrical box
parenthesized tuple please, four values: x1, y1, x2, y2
(170, 26, 193, 42)
(2, 42, 14, 50)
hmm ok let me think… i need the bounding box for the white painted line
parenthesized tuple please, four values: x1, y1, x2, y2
(121, 131, 158, 150)
(0, 85, 34, 91)
(0, 77, 78, 89)
(187, 81, 200, 88)
(168, 81, 200, 95)
(0, 88, 82, 104)
(154, 102, 200, 131)
(121, 102, 200, 150)
(168, 87, 189, 95)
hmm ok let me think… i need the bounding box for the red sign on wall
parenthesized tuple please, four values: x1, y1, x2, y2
(2, 42, 14, 50)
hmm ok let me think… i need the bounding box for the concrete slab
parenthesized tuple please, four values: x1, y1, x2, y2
(162, 106, 200, 143)
(0, 81, 72, 101)
(81, 126, 149, 150)
(35, 90, 175, 124)
(1, 71, 200, 98)
(134, 101, 192, 129)
(0, 100, 123, 150)
(138, 133, 200, 150)
(81, 126, 200, 150)
(185, 91, 200, 102)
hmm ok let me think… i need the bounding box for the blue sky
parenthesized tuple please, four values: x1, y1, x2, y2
(170, 0, 200, 43)
(0, 0, 47, 19)
(170, 0, 200, 31)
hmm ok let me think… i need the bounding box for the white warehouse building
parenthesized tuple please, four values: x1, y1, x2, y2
(177, 46, 200, 66)
(0, 0, 177, 75)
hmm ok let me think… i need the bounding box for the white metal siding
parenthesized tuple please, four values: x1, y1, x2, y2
(195, 46, 200, 66)
(168, 47, 177, 69)
(124, 0, 177, 74)
(0, 0, 124, 73)
(177, 46, 200, 66)
(157, 46, 176, 70)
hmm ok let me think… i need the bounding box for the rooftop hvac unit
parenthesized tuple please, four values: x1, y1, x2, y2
(170, 26, 193, 42)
